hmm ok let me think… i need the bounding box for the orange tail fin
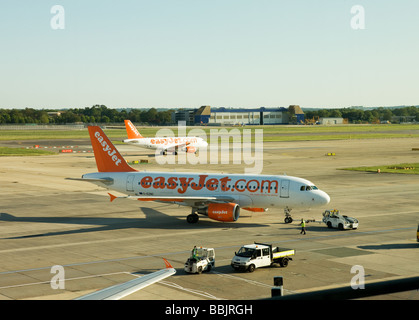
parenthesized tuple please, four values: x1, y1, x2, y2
(124, 120, 144, 139)
(88, 126, 137, 172)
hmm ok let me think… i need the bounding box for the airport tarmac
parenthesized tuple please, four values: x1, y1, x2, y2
(0, 136, 418, 300)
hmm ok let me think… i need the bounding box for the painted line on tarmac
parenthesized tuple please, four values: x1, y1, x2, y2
(0, 226, 415, 277)
(0, 271, 132, 290)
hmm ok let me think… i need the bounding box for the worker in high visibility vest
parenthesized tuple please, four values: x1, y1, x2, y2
(300, 219, 306, 235)
(191, 246, 198, 261)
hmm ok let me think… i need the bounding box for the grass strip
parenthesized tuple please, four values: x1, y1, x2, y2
(0, 147, 56, 156)
(340, 163, 419, 175)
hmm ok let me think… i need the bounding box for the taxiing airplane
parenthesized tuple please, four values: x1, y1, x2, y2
(123, 120, 208, 155)
(73, 126, 330, 224)
(76, 258, 176, 300)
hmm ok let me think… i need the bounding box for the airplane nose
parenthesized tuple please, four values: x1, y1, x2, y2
(320, 191, 330, 205)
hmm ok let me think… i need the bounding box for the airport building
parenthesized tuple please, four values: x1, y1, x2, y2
(318, 117, 345, 125)
(172, 105, 303, 125)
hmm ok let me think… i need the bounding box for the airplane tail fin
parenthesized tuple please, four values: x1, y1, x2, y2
(124, 120, 144, 139)
(88, 126, 137, 172)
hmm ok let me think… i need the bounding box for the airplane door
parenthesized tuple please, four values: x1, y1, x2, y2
(280, 180, 290, 198)
(126, 174, 134, 192)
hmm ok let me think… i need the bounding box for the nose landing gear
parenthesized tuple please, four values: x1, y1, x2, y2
(284, 207, 293, 223)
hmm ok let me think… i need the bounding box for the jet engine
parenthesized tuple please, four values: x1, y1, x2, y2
(198, 203, 240, 222)
(185, 146, 196, 153)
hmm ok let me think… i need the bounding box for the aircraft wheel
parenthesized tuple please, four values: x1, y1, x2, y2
(284, 217, 293, 223)
(187, 214, 199, 224)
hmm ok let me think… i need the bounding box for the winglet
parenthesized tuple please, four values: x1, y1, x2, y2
(88, 126, 137, 172)
(163, 258, 173, 269)
(124, 120, 144, 139)
(108, 193, 117, 202)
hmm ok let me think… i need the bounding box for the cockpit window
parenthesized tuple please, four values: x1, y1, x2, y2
(300, 185, 318, 191)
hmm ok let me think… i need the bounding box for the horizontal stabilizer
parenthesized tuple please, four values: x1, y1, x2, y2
(66, 177, 114, 184)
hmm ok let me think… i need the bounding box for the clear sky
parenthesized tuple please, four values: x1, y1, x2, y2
(1, 1, 418, 109)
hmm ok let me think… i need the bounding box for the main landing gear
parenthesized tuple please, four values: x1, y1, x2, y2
(187, 214, 199, 224)
(284, 207, 293, 223)
(162, 150, 178, 155)
(187, 209, 199, 224)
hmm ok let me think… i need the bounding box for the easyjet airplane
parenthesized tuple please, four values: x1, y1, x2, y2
(71, 126, 330, 224)
(123, 120, 208, 155)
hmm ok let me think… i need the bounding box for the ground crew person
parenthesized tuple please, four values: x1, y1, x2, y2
(191, 246, 198, 261)
(300, 219, 306, 235)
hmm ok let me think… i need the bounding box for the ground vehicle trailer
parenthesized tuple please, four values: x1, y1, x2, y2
(184, 247, 215, 274)
(322, 209, 358, 230)
(231, 243, 295, 272)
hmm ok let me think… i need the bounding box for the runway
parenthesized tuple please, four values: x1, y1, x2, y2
(0, 137, 418, 300)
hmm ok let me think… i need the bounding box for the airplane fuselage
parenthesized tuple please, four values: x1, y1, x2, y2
(83, 171, 330, 210)
(123, 137, 208, 151)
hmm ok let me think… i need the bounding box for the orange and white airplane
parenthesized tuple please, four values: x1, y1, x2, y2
(123, 120, 208, 155)
(74, 126, 330, 224)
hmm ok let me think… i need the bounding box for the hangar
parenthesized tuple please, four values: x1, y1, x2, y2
(172, 105, 303, 126)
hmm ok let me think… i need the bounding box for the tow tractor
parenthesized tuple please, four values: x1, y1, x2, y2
(184, 247, 215, 274)
(231, 243, 295, 272)
(322, 209, 358, 230)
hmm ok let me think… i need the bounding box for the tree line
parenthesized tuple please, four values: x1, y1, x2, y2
(0, 105, 172, 125)
(304, 106, 419, 123)
(0, 105, 418, 125)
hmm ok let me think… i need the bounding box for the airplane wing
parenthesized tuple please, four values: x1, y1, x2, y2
(108, 193, 235, 205)
(75, 258, 176, 300)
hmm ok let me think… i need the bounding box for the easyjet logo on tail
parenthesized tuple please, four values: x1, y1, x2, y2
(95, 131, 122, 166)
(125, 120, 143, 139)
(88, 126, 136, 172)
